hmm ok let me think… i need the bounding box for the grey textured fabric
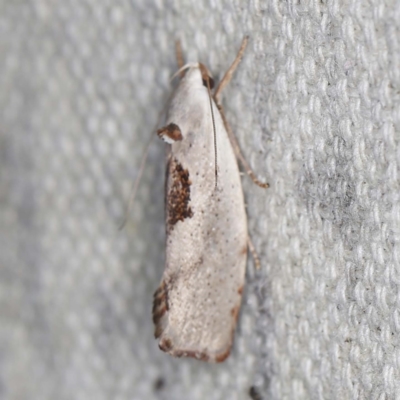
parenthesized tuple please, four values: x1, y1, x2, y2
(1, 1, 400, 399)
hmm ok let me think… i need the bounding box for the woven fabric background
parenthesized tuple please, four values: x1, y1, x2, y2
(1, 1, 400, 399)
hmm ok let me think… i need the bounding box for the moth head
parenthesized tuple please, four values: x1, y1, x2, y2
(198, 63, 214, 90)
(171, 63, 214, 90)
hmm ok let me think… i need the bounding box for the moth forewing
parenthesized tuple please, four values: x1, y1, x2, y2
(151, 37, 264, 362)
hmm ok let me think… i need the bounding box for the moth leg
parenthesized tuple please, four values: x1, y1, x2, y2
(247, 235, 261, 270)
(217, 103, 269, 188)
(214, 36, 249, 104)
(212, 37, 268, 188)
(175, 40, 185, 77)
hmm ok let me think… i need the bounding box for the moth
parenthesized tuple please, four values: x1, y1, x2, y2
(152, 37, 268, 362)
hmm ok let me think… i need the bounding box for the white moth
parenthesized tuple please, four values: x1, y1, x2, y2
(152, 37, 267, 362)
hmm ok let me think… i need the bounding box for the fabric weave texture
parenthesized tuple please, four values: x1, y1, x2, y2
(0, 1, 399, 399)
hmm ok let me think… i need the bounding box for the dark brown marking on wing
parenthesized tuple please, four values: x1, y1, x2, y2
(175, 350, 210, 362)
(153, 281, 169, 338)
(215, 347, 231, 363)
(158, 340, 234, 363)
(231, 305, 240, 323)
(164, 155, 171, 215)
(167, 158, 193, 232)
(238, 285, 244, 295)
(157, 123, 183, 143)
(159, 337, 173, 351)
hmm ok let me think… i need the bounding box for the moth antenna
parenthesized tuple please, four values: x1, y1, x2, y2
(119, 92, 174, 230)
(175, 39, 185, 72)
(199, 63, 218, 188)
(119, 133, 155, 230)
(208, 80, 218, 189)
